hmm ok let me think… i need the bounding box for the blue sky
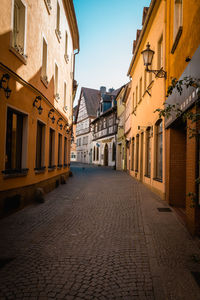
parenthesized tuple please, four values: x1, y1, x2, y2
(73, 0, 151, 105)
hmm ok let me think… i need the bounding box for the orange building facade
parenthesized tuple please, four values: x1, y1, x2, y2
(165, 0, 200, 234)
(127, 0, 166, 199)
(0, 0, 79, 216)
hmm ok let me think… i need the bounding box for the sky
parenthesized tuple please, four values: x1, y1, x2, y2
(73, 0, 151, 106)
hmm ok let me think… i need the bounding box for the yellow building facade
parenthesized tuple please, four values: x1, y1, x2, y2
(0, 0, 79, 216)
(127, 0, 166, 199)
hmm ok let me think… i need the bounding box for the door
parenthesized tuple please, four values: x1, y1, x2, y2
(104, 144, 108, 166)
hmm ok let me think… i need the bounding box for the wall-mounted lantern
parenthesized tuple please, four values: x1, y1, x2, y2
(141, 43, 167, 78)
(0, 74, 11, 99)
(48, 108, 55, 123)
(33, 96, 43, 114)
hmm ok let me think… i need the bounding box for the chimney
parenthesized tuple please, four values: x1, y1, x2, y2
(100, 86, 106, 94)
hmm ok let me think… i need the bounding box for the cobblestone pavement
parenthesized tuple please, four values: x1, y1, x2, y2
(0, 164, 200, 299)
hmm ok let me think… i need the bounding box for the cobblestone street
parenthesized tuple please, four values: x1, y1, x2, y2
(1, 164, 200, 299)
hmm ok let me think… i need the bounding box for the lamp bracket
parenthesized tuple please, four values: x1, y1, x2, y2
(145, 66, 167, 79)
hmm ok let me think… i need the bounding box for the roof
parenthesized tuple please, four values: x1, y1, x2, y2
(82, 87, 101, 117)
(73, 105, 78, 117)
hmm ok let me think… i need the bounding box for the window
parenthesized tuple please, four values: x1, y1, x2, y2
(144, 69, 147, 92)
(5, 108, 27, 172)
(157, 35, 163, 69)
(41, 37, 48, 82)
(35, 121, 45, 170)
(54, 63, 59, 100)
(97, 146, 99, 161)
(135, 135, 139, 171)
(112, 143, 116, 161)
(174, 0, 182, 40)
(103, 118, 106, 128)
(136, 86, 138, 106)
(64, 82, 67, 108)
(93, 146, 96, 161)
(132, 92, 135, 109)
(12, 0, 26, 58)
(146, 128, 151, 177)
(64, 137, 67, 165)
(64, 31, 69, 62)
(131, 138, 134, 171)
(58, 133, 62, 166)
(55, 1, 61, 40)
(156, 120, 163, 180)
(49, 128, 55, 168)
(139, 77, 142, 102)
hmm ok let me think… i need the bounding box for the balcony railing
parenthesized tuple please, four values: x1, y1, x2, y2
(93, 125, 117, 140)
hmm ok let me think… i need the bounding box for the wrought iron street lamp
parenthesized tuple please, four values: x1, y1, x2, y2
(141, 42, 167, 78)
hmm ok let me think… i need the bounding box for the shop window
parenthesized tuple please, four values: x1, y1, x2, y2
(58, 133, 62, 166)
(155, 120, 163, 180)
(145, 127, 151, 177)
(49, 128, 55, 168)
(64, 137, 67, 165)
(5, 107, 27, 173)
(135, 134, 139, 171)
(131, 138, 134, 171)
(12, 0, 27, 59)
(157, 35, 163, 69)
(41, 37, 48, 84)
(35, 121, 45, 170)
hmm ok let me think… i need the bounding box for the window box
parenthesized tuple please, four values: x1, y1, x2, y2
(55, 29, 61, 42)
(10, 46, 27, 65)
(48, 165, 56, 171)
(40, 75, 49, 88)
(44, 0, 52, 14)
(64, 54, 69, 64)
(2, 168, 29, 179)
(34, 166, 46, 174)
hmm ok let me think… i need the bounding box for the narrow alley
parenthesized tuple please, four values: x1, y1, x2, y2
(0, 164, 200, 300)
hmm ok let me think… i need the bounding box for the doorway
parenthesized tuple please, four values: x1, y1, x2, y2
(104, 144, 108, 166)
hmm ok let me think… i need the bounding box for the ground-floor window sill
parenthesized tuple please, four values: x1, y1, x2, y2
(34, 167, 46, 174)
(48, 166, 56, 172)
(2, 169, 29, 179)
(153, 177, 163, 183)
(144, 174, 151, 178)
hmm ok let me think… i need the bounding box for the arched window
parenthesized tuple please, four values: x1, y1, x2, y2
(93, 146, 95, 161)
(156, 120, 163, 180)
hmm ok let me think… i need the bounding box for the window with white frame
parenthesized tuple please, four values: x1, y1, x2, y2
(55, 1, 61, 40)
(64, 82, 67, 108)
(157, 35, 163, 69)
(12, 0, 26, 58)
(174, 0, 183, 40)
(41, 37, 48, 82)
(64, 31, 69, 62)
(54, 63, 59, 100)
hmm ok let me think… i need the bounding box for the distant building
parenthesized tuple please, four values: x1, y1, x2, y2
(91, 87, 123, 167)
(71, 105, 78, 162)
(75, 88, 101, 163)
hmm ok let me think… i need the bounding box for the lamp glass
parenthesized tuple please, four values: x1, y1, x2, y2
(141, 43, 154, 66)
